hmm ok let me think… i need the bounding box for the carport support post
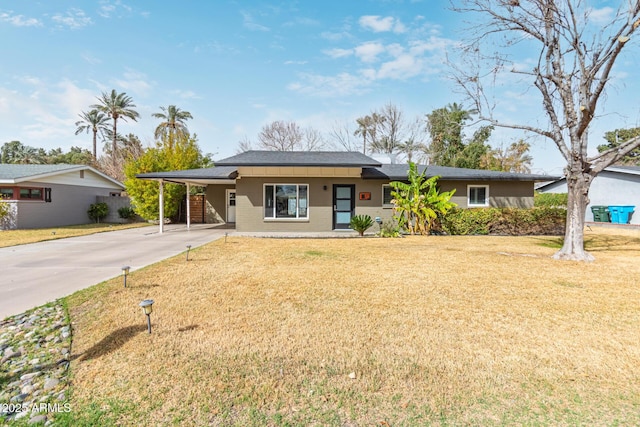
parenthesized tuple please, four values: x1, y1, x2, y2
(159, 179, 164, 234)
(186, 182, 191, 230)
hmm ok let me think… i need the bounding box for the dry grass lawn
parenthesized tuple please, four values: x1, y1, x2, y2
(64, 228, 640, 426)
(0, 222, 150, 248)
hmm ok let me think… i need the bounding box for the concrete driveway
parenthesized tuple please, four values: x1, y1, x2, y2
(0, 224, 232, 319)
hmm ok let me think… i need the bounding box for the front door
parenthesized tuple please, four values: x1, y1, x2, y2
(226, 189, 236, 223)
(333, 184, 355, 230)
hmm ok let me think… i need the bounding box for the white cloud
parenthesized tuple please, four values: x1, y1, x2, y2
(170, 89, 200, 99)
(0, 12, 41, 27)
(323, 48, 353, 59)
(98, 1, 133, 18)
(287, 71, 374, 97)
(241, 11, 270, 32)
(354, 42, 386, 63)
(52, 8, 93, 29)
(290, 29, 454, 97)
(588, 7, 615, 25)
(321, 30, 351, 41)
(81, 52, 102, 65)
(18, 76, 43, 86)
(98, 3, 116, 18)
(377, 54, 423, 80)
(284, 60, 308, 65)
(359, 15, 405, 33)
(0, 79, 96, 145)
(112, 70, 153, 96)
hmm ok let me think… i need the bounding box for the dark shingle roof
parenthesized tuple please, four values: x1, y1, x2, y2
(134, 152, 558, 183)
(362, 164, 558, 181)
(214, 150, 382, 167)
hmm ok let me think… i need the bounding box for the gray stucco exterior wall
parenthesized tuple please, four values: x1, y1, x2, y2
(13, 183, 117, 229)
(235, 177, 391, 232)
(205, 184, 235, 223)
(228, 177, 536, 232)
(96, 195, 132, 223)
(443, 180, 534, 208)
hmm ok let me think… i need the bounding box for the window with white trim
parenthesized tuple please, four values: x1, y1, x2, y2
(468, 185, 489, 207)
(264, 184, 308, 219)
(382, 185, 393, 207)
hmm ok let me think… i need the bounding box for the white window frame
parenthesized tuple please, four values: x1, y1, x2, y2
(382, 184, 394, 208)
(468, 185, 490, 207)
(263, 183, 309, 220)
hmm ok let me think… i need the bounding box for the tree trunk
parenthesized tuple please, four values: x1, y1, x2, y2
(92, 130, 97, 161)
(112, 119, 118, 169)
(553, 170, 594, 261)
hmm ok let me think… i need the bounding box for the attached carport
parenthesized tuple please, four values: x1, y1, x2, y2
(136, 166, 238, 234)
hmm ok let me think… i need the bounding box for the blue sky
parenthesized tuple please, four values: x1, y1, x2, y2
(1, 1, 638, 175)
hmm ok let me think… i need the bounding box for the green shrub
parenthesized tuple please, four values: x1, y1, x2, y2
(440, 207, 566, 235)
(534, 192, 568, 208)
(379, 219, 401, 238)
(440, 208, 497, 235)
(350, 214, 374, 236)
(0, 200, 9, 221)
(88, 202, 109, 223)
(118, 206, 136, 220)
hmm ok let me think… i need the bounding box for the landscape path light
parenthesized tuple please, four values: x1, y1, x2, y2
(122, 266, 130, 288)
(186, 245, 191, 261)
(139, 299, 154, 334)
(375, 217, 383, 234)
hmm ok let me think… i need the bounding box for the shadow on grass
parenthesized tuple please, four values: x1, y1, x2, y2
(178, 324, 199, 332)
(534, 234, 640, 252)
(77, 324, 147, 362)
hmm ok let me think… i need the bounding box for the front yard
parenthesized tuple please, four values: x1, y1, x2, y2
(60, 229, 640, 425)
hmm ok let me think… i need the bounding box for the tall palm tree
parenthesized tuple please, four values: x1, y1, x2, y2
(354, 113, 386, 155)
(91, 90, 139, 168)
(74, 109, 109, 161)
(13, 145, 44, 164)
(398, 138, 429, 163)
(152, 105, 193, 146)
(354, 115, 374, 155)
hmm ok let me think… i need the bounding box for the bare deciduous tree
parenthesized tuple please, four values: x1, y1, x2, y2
(256, 120, 326, 151)
(302, 127, 327, 151)
(258, 120, 302, 151)
(328, 120, 362, 152)
(237, 136, 254, 153)
(452, 0, 640, 261)
(370, 104, 405, 159)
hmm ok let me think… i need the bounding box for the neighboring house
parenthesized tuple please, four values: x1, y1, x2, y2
(537, 165, 640, 224)
(0, 164, 125, 229)
(137, 151, 556, 233)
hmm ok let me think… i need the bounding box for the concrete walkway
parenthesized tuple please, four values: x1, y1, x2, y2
(0, 224, 232, 319)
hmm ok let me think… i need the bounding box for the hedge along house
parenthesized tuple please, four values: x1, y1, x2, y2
(0, 164, 125, 230)
(136, 151, 556, 234)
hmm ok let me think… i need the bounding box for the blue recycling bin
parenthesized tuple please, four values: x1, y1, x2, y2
(608, 206, 621, 223)
(620, 205, 635, 224)
(608, 205, 635, 224)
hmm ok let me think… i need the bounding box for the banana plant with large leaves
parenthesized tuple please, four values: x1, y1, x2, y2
(390, 162, 456, 235)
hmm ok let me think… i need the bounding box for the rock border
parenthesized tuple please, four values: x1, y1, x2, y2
(0, 303, 71, 425)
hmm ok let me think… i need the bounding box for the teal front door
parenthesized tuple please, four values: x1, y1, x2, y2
(333, 184, 355, 230)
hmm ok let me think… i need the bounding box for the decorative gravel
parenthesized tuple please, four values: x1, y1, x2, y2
(0, 303, 71, 425)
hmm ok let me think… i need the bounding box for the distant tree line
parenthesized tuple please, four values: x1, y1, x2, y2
(237, 102, 538, 173)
